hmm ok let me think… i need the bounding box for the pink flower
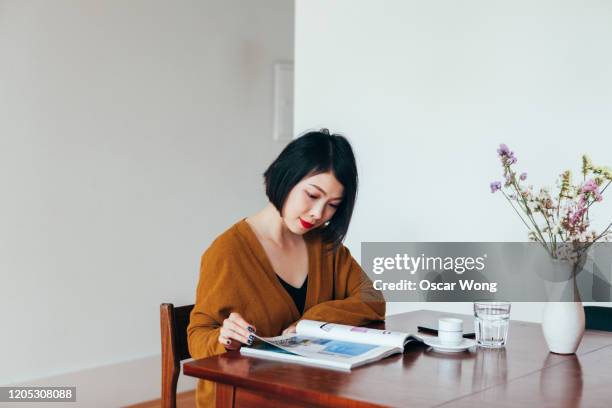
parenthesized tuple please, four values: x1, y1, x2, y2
(581, 179, 603, 201)
(520, 172, 527, 181)
(490, 181, 502, 193)
(570, 207, 586, 225)
(581, 179, 598, 193)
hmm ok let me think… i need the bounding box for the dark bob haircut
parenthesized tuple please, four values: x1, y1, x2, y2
(264, 129, 358, 250)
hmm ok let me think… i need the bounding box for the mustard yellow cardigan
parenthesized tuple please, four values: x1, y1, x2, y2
(187, 219, 386, 407)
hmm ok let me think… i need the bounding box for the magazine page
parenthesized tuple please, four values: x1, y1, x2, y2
(250, 333, 306, 355)
(245, 332, 399, 370)
(295, 320, 413, 349)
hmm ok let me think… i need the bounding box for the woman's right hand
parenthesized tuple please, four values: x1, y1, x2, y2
(218, 312, 256, 350)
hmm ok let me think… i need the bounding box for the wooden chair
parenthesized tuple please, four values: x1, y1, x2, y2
(160, 303, 194, 408)
(585, 305, 612, 331)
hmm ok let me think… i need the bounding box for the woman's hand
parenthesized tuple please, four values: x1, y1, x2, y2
(218, 312, 256, 350)
(282, 322, 298, 336)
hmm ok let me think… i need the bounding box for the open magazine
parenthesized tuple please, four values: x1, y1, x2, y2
(240, 320, 421, 371)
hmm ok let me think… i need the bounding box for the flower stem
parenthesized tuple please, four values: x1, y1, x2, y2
(579, 221, 612, 257)
(501, 190, 534, 233)
(585, 180, 611, 212)
(540, 208, 556, 254)
(507, 169, 551, 254)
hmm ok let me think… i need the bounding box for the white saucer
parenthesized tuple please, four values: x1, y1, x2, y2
(422, 337, 476, 353)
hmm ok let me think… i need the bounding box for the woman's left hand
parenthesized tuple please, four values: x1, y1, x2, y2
(282, 323, 297, 335)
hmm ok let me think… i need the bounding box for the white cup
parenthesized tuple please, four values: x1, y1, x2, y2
(438, 318, 463, 346)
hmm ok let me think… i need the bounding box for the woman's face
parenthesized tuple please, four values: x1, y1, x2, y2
(282, 171, 344, 235)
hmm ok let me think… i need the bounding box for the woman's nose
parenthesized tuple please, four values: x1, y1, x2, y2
(310, 203, 325, 221)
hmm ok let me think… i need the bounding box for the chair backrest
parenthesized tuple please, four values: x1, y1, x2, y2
(585, 306, 612, 332)
(160, 303, 194, 408)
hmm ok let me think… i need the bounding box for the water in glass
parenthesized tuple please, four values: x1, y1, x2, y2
(474, 302, 511, 348)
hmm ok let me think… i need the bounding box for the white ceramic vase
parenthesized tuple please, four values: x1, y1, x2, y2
(542, 302, 585, 354)
(541, 260, 585, 354)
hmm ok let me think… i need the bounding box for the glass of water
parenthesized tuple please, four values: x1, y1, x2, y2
(474, 301, 511, 348)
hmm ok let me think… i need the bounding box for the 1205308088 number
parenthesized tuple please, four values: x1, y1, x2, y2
(0, 387, 76, 402)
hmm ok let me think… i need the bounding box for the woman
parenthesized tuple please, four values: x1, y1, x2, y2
(187, 129, 386, 407)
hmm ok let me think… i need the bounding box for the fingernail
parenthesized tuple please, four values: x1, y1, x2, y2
(248, 326, 255, 333)
(248, 339, 253, 345)
(248, 335, 254, 341)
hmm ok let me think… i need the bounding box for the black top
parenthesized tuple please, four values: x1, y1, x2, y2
(277, 276, 308, 314)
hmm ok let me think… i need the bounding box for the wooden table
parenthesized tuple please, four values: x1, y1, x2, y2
(183, 310, 612, 407)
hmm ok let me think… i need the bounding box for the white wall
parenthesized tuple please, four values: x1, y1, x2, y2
(295, 0, 612, 320)
(0, 0, 293, 404)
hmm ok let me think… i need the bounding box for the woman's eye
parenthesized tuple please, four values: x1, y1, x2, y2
(329, 203, 339, 209)
(306, 192, 318, 199)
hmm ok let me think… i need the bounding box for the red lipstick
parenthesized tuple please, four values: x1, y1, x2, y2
(299, 218, 314, 229)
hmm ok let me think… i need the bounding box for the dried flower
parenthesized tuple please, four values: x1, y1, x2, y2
(581, 179, 603, 201)
(497, 144, 510, 156)
(592, 165, 612, 181)
(560, 171, 572, 198)
(490, 145, 611, 261)
(497, 143, 517, 165)
(582, 155, 592, 177)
